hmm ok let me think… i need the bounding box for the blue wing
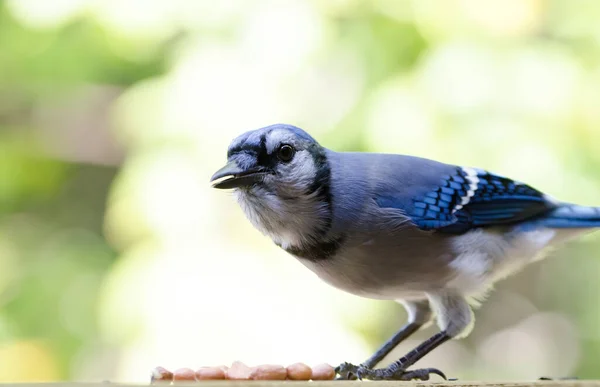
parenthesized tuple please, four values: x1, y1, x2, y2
(393, 167, 556, 233)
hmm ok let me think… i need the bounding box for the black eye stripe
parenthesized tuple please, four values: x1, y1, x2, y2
(259, 134, 267, 154)
(227, 137, 299, 168)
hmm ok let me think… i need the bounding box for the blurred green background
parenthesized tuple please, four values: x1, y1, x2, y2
(1, 0, 600, 382)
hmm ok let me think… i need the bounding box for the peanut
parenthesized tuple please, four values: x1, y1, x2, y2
(173, 368, 196, 382)
(226, 361, 252, 380)
(250, 364, 287, 380)
(311, 363, 335, 380)
(195, 367, 225, 380)
(286, 362, 312, 380)
(151, 367, 173, 384)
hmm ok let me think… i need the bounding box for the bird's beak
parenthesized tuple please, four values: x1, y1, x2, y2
(210, 160, 266, 189)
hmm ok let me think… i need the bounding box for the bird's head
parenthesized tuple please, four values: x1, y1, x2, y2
(210, 123, 333, 249)
(210, 123, 329, 196)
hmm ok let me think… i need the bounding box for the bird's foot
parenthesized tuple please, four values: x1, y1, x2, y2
(335, 362, 446, 381)
(356, 366, 447, 381)
(334, 362, 360, 380)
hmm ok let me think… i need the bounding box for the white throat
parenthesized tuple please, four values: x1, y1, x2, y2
(235, 187, 330, 250)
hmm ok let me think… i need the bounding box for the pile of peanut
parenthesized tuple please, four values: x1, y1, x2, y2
(151, 361, 336, 383)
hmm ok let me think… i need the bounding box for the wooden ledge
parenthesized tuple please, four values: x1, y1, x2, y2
(5, 381, 600, 387)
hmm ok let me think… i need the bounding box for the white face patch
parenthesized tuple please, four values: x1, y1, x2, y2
(265, 129, 296, 154)
(235, 185, 330, 249)
(272, 150, 316, 192)
(453, 167, 480, 213)
(233, 129, 329, 251)
(263, 128, 320, 196)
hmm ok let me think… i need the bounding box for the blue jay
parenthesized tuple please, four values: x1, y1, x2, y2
(210, 123, 600, 381)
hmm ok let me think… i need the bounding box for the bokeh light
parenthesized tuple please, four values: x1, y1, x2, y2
(1, 0, 600, 383)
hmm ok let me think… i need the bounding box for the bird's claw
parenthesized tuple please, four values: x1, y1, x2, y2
(401, 367, 448, 381)
(334, 362, 360, 380)
(335, 362, 447, 381)
(359, 366, 446, 381)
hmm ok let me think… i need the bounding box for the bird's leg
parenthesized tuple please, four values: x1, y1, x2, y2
(353, 293, 472, 381)
(335, 322, 421, 380)
(355, 330, 450, 380)
(335, 300, 431, 380)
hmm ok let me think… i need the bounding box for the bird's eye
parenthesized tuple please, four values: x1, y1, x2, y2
(277, 144, 295, 162)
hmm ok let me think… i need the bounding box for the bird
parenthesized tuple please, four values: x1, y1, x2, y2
(210, 123, 600, 381)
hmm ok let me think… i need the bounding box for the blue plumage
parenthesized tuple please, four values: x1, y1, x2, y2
(212, 123, 600, 382)
(532, 204, 600, 228)
(397, 167, 556, 233)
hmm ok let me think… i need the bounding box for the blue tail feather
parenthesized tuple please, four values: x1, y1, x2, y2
(539, 204, 600, 228)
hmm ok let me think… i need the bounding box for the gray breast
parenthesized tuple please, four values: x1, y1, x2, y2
(292, 151, 458, 300)
(294, 215, 457, 300)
